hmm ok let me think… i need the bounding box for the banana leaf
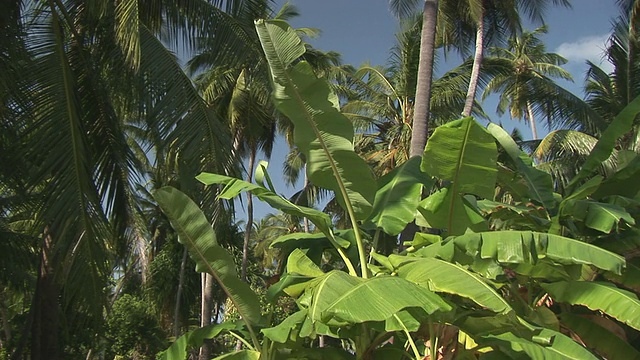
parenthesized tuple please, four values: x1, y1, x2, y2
(417, 188, 488, 235)
(322, 276, 451, 324)
(593, 154, 640, 198)
(158, 322, 238, 360)
(560, 313, 640, 360)
(397, 258, 512, 315)
(197, 172, 333, 234)
(153, 187, 262, 329)
(481, 329, 598, 360)
(542, 281, 640, 331)
(568, 95, 640, 191)
(262, 310, 308, 343)
(422, 117, 497, 200)
(302, 271, 362, 325)
(213, 351, 261, 360)
(287, 248, 324, 277)
(365, 156, 433, 235)
(447, 231, 625, 274)
(255, 19, 376, 220)
(561, 199, 635, 233)
(487, 123, 555, 210)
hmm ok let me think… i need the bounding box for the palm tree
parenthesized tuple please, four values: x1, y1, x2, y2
(390, 0, 440, 157)
(344, 16, 487, 175)
(482, 25, 573, 139)
(436, 0, 572, 117)
(1, 0, 265, 357)
(529, 2, 640, 190)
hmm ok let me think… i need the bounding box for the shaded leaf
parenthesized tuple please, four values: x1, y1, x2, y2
(397, 258, 513, 315)
(543, 281, 640, 331)
(365, 156, 433, 235)
(154, 187, 262, 327)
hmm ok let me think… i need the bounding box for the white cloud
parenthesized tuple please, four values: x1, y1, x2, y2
(555, 34, 614, 73)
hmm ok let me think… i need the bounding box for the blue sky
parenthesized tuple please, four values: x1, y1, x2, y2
(243, 0, 622, 219)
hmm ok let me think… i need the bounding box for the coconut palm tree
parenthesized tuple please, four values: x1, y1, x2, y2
(344, 16, 488, 175)
(435, 0, 572, 117)
(481, 25, 573, 139)
(1, 0, 266, 357)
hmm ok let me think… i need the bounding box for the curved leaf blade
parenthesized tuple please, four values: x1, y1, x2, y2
(449, 231, 625, 275)
(255, 19, 376, 220)
(543, 281, 640, 331)
(159, 322, 237, 360)
(422, 117, 498, 200)
(322, 276, 451, 324)
(366, 156, 434, 235)
(487, 123, 555, 209)
(397, 258, 513, 315)
(560, 313, 640, 360)
(568, 95, 640, 191)
(153, 187, 262, 327)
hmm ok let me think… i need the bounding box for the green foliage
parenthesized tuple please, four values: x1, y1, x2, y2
(155, 16, 640, 360)
(105, 294, 166, 359)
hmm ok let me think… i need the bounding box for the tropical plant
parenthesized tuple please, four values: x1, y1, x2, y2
(482, 25, 573, 139)
(155, 19, 640, 360)
(0, 0, 268, 357)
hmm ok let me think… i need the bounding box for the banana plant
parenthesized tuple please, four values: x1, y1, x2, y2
(154, 19, 640, 360)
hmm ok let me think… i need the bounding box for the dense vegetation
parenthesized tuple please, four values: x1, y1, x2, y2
(3, 0, 640, 359)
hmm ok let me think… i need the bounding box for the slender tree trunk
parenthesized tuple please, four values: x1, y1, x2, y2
(136, 231, 149, 284)
(0, 294, 11, 349)
(241, 147, 257, 282)
(409, 0, 439, 157)
(302, 171, 310, 233)
(527, 101, 538, 140)
(174, 247, 188, 337)
(198, 273, 214, 360)
(462, 9, 485, 117)
(31, 230, 60, 360)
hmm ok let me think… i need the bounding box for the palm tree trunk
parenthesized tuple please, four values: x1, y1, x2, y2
(527, 101, 538, 140)
(241, 147, 257, 282)
(409, 0, 439, 157)
(173, 247, 188, 337)
(302, 171, 310, 233)
(462, 9, 485, 117)
(31, 231, 60, 360)
(198, 273, 214, 360)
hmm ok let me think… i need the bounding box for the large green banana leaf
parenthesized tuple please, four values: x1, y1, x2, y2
(561, 199, 635, 233)
(487, 123, 555, 210)
(560, 313, 640, 359)
(422, 117, 497, 200)
(262, 309, 308, 343)
(255, 19, 376, 220)
(396, 258, 512, 315)
(568, 95, 640, 191)
(593, 154, 640, 198)
(542, 281, 640, 331)
(158, 322, 238, 360)
(322, 276, 451, 324)
(417, 188, 488, 235)
(365, 156, 433, 235)
(434, 231, 625, 274)
(481, 329, 598, 360)
(153, 187, 262, 329)
(302, 271, 362, 325)
(287, 248, 325, 277)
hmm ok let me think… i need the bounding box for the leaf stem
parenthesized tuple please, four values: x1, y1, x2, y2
(228, 331, 255, 350)
(395, 314, 421, 359)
